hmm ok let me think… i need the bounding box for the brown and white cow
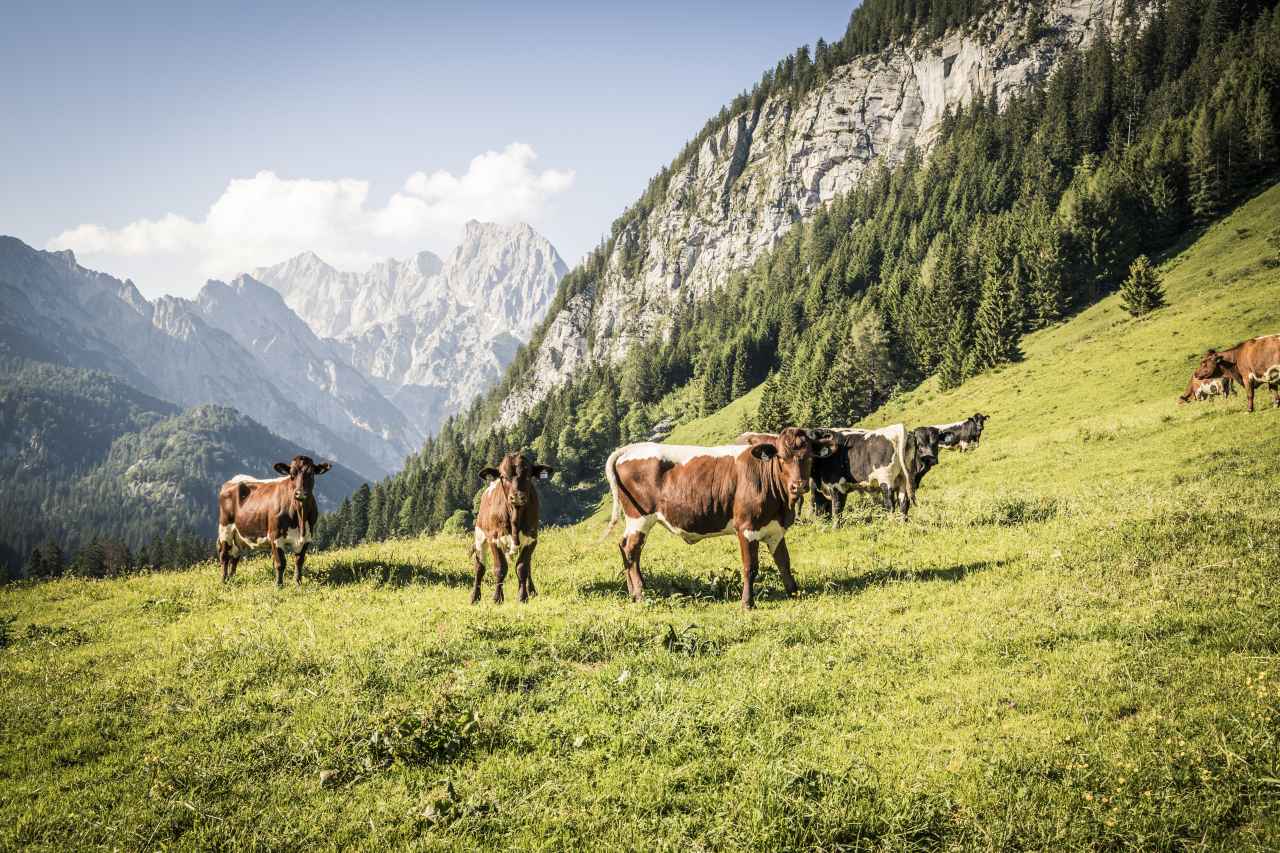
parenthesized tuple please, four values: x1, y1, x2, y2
(1178, 375, 1234, 404)
(1194, 335, 1280, 412)
(604, 427, 838, 609)
(471, 452, 553, 604)
(217, 455, 331, 586)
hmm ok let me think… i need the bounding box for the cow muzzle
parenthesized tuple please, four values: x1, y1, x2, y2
(509, 493, 527, 508)
(294, 490, 309, 501)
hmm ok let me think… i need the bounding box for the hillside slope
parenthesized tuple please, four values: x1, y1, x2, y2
(1, 188, 1278, 848)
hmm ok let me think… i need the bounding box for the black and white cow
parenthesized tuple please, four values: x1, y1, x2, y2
(806, 424, 918, 525)
(909, 426, 944, 490)
(934, 413, 989, 452)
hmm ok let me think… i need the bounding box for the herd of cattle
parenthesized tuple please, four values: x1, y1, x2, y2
(215, 333, 1279, 604)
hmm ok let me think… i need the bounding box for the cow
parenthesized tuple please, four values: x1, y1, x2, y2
(805, 424, 918, 525)
(1178, 375, 1234, 404)
(909, 426, 944, 490)
(934, 413, 989, 451)
(471, 452, 553, 604)
(1193, 335, 1280, 412)
(217, 455, 331, 586)
(604, 427, 838, 609)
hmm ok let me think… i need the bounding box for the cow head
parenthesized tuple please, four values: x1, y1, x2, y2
(971, 413, 989, 434)
(912, 427, 941, 471)
(747, 427, 838, 509)
(273, 455, 331, 502)
(1193, 349, 1231, 380)
(479, 453, 552, 510)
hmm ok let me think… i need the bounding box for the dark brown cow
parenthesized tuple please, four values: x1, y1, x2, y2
(217, 455, 331, 586)
(1194, 334, 1280, 412)
(1178, 375, 1233, 404)
(604, 427, 838, 609)
(471, 452, 553, 604)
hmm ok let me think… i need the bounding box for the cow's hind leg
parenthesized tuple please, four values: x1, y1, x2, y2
(470, 540, 486, 605)
(218, 541, 232, 583)
(489, 541, 509, 604)
(769, 536, 798, 597)
(271, 544, 286, 588)
(1245, 378, 1257, 412)
(619, 531, 648, 602)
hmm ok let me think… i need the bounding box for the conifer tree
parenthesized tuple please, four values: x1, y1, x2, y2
(349, 485, 371, 546)
(755, 369, 792, 432)
(968, 260, 1023, 374)
(938, 311, 971, 391)
(1119, 254, 1166, 316)
(729, 342, 750, 400)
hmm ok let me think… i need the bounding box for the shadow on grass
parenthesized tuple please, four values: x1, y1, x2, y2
(817, 560, 1003, 595)
(576, 559, 1002, 603)
(317, 558, 476, 588)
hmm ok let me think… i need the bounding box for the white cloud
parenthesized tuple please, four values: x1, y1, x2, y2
(47, 143, 574, 295)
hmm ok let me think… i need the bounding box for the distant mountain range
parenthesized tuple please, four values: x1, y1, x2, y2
(0, 223, 565, 570)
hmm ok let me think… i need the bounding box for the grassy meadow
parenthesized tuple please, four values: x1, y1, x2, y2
(3, 186, 1280, 850)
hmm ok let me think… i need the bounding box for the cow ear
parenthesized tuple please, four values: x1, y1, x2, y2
(314, 462, 331, 475)
(750, 442, 779, 460)
(478, 467, 501, 482)
(273, 462, 291, 476)
(533, 464, 554, 480)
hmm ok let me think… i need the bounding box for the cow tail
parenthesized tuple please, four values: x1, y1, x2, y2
(602, 447, 623, 540)
(895, 424, 915, 506)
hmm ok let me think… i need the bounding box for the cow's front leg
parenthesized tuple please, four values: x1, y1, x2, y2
(470, 542, 486, 605)
(489, 542, 508, 604)
(736, 531, 760, 610)
(769, 536, 798, 597)
(830, 490, 846, 528)
(228, 557, 239, 579)
(294, 544, 306, 586)
(619, 532, 647, 602)
(218, 541, 232, 583)
(810, 482, 832, 521)
(271, 544, 286, 588)
(516, 543, 536, 604)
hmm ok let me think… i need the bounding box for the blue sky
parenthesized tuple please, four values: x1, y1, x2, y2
(0, 1, 854, 296)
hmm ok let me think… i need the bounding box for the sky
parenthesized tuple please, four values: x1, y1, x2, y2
(0, 1, 854, 298)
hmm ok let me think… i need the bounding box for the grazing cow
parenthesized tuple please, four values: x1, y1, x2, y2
(604, 427, 838, 609)
(471, 452, 553, 604)
(806, 424, 918, 525)
(1178, 375, 1234, 404)
(217, 455, 331, 586)
(1193, 335, 1280, 412)
(934, 413, 989, 451)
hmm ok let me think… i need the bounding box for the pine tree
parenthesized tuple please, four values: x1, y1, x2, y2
(938, 311, 972, 391)
(397, 496, 417, 538)
(968, 261, 1023, 374)
(1119, 254, 1166, 316)
(366, 485, 386, 542)
(1190, 107, 1224, 220)
(349, 485, 371, 546)
(729, 342, 750, 400)
(755, 369, 790, 431)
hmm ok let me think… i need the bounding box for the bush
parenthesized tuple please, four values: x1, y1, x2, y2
(440, 510, 472, 536)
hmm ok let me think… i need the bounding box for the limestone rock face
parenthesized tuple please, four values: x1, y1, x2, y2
(255, 221, 566, 433)
(497, 0, 1130, 426)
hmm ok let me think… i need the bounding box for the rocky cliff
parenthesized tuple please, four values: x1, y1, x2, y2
(255, 221, 567, 432)
(498, 0, 1130, 425)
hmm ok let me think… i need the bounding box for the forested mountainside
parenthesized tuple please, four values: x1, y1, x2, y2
(317, 0, 1280, 546)
(0, 357, 362, 577)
